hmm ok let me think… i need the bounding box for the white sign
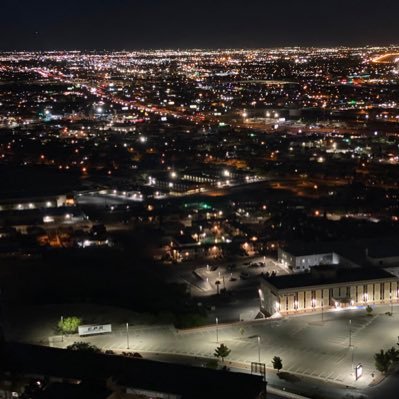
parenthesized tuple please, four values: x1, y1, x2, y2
(78, 324, 112, 336)
(355, 363, 363, 380)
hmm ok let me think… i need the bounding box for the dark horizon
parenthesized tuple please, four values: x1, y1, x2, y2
(2, 44, 399, 52)
(2, 0, 399, 51)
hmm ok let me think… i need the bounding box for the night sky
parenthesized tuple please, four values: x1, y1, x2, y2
(2, 0, 399, 50)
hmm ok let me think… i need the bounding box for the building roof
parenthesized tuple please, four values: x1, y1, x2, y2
(1, 343, 264, 399)
(281, 237, 399, 264)
(263, 266, 397, 291)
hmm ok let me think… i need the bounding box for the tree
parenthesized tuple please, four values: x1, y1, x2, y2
(58, 316, 82, 334)
(374, 347, 399, 373)
(366, 305, 373, 316)
(375, 349, 391, 373)
(66, 341, 101, 353)
(387, 347, 399, 363)
(214, 343, 231, 362)
(272, 356, 283, 373)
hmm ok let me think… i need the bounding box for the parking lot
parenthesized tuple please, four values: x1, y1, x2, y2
(177, 255, 288, 296)
(41, 303, 399, 390)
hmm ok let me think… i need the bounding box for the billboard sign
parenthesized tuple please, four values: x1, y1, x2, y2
(78, 324, 112, 336)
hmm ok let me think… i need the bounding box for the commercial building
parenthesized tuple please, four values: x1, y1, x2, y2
(278, 247, 340, 272)
(260, 266, 398, 316)
(0, 194, 73, 212)
(278, 239, 399, 272)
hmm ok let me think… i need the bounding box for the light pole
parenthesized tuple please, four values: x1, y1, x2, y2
(216, 317, 219, 343)
(349, 319, 353, 349)
(258, 289, 264, 311)
(126, 322, 130, 349)
(390, 293, 393, 314)
(257, 336, 261, 363)
(60, 315, 64, 342)
(321, 300, 324, 322)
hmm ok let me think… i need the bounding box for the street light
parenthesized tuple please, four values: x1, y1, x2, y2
(390, 293, 393, 314)
(349, 319, 352, 348)
(216, 317, 219, 343)
(126, 322, 130, 349)
(60, 315, 64, 343)
(258, 289, 264, 311)
(257, 336, 261, 363)
(321, 300, 324, 322)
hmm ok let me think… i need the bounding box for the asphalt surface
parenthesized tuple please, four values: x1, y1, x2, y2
(7, 303, 399, 398)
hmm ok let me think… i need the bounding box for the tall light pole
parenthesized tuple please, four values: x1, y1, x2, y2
(126, 322, 130, 349)
(321, 300, 324, 322)
(216, 317, 219, 343)
(257, 336, 261, 363)
(258, 289, 264, 311)
(390, 293, 393, 314)
(60, 315, 64, 342)
(349, 319, 352, 348)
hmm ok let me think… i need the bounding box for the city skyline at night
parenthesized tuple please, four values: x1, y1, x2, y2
(2, 2, 399, 399)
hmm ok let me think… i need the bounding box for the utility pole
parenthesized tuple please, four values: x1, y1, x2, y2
(257, 336, 261, 363)
(216, 317, 219, 343)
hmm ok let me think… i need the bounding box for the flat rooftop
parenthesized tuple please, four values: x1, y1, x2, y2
(281, 237, 399, 264)
(263, 266, 397, 290)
